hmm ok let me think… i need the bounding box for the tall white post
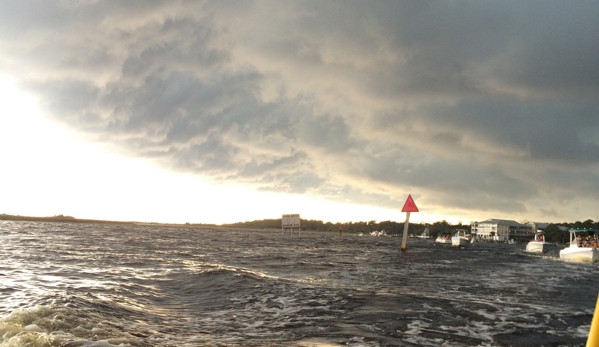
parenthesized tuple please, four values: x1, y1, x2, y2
(401, 212, 411, 251)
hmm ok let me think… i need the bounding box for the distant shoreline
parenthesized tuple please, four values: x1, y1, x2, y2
(0, 213, 220, 227)
(0, 214, 326, 232)
(0, 214, 295, 234)
(0, 213, 137, 225)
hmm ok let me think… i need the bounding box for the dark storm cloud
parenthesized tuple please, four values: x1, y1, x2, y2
(418, 97, 599, 165)
(1, 0, 598, 222)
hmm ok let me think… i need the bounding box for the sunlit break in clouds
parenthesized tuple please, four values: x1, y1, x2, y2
(1, 1, 598, 224)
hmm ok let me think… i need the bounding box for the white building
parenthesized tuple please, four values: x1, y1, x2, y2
(471, 219, 534, 242)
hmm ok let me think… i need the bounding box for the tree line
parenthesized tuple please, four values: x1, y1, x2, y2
(222, 219, 470, 236)
(542, 219, 599, 243)
(222, 218, 599, 243)
(3, 212, 597, 243)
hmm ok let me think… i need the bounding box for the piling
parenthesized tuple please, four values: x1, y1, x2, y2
(401, 212, 410, 251)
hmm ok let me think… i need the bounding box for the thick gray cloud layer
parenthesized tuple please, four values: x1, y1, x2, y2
(1, 1, 598, 222)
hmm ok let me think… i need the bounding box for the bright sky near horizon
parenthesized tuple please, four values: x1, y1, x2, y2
(0, 77, 421, 224)
(1, 1, 598, 225)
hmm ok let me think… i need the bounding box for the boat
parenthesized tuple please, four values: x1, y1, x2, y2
(452, 230, 471, 247)
(559, 228, 599, 262)
(417, 226, 431, 239)
(435, 232, 452, 244)
(370, 230, 387, 237)
(525, 231, 548, 253)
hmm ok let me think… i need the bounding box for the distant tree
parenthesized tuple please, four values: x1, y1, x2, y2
(544, 224, 567, 243)
(429, 220, 450, 238)
(582, 219, 595, 228)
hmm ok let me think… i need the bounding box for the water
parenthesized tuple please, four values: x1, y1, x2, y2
(1, 221, 598, 347)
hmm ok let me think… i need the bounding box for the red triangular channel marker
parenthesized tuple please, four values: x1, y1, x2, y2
(401, 194, 419, 212)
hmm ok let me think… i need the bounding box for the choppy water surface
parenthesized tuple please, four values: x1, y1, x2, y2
(1, 221, 598, 346)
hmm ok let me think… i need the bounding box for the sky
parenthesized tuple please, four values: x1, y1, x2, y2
(1, 1, 598, 226)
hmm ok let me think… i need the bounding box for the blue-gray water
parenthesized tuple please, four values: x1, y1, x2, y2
(1, 221, 598, 346)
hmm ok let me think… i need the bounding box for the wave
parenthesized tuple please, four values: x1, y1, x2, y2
(0, 266, 350, 346)
(0, 303, 143, 347)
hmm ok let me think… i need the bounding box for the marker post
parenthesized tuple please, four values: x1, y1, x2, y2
(282, 214, 301, 238)
(400, 194, 419, 251)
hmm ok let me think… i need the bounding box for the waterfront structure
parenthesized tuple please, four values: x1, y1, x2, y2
(471, 219, 535, 242)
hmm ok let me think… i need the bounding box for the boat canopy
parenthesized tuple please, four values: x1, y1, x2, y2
(568, 228, 598, 233)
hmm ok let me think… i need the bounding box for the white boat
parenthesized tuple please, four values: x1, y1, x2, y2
(435, 232, 452, 244)
(559, 228, 599, 262)
(417, 226, 431, 239)
(451, 230, 471, 247)
(370, 230, 387, 237)
(526, 231, 548, 253)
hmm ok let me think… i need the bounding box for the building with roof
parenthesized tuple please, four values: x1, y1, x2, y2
(471, 219, 535, 242)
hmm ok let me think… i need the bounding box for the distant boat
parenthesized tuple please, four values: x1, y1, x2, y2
(417, 227, 431, 239)
(435, 232, 452, 244)
(559, 228, 599, 262)
(451, 230, 471, 247)
(370, 230, 387, 237)
(526, 231, 548, 253)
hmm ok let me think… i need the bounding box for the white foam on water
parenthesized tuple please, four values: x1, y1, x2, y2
(569, 324, 591, 338)
(0, 305, 142, 347)
(357, 324, 379, 333)
(23, 324, 44, 333)
(295, 336, 382, 347)
(422, 303, 444, 311)
(296, 337, 345, 346)
(404, 319, 497, 346)
(473, 309, 497, 320)
(467, 320, 498, 341)
(85, 341, 118, 347)
(403, 319, 429, 336)
(403, 335, 469, 347)
(346, 336, 381, 347)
